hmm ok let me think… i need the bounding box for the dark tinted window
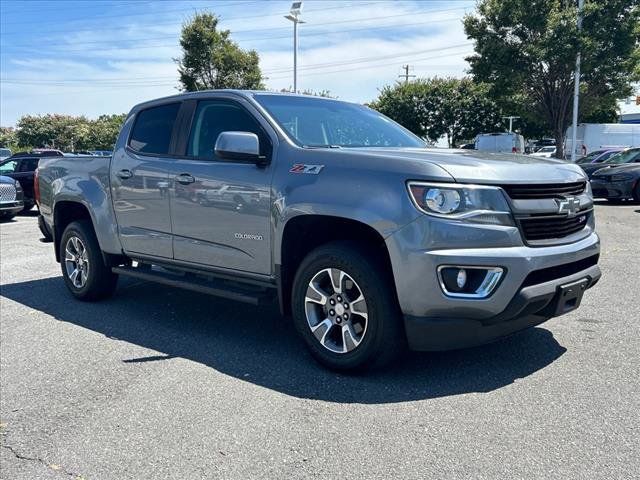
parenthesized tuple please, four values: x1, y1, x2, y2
(16, 158, 38, 172)
(129, 103, 180, 155)
(187, 100, 270, 159)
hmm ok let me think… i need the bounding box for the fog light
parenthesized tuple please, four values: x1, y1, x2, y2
(456, 269, 467, 288)
(438, 266, 504, 299)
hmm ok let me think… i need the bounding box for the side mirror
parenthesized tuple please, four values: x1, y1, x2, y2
(215, 131, 261, 162)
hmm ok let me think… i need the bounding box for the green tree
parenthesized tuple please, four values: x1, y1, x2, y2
(13, 114, 126, 151)
(176, 12, 264, 91)
(88, 114, 127, 150)
(464, 0, 640, 157)
(371, 77, 502, 147)
(0, 127, 18, 150)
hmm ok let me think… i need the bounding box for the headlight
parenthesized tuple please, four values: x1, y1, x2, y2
(14, 180, 22, 190)
(407, 182, 514, 226)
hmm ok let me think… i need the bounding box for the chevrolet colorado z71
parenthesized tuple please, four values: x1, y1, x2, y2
(37, 91, 601, 371)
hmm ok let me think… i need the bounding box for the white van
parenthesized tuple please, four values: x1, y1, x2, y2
(475, 132, 525, 153)
(565, 123, 640, 158)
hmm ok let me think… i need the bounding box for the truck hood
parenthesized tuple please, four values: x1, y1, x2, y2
(342, 147, 587, 184)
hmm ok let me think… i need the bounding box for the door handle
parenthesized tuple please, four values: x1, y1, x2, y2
(116, 169, 133, 179)
(175, 173, 195, 185)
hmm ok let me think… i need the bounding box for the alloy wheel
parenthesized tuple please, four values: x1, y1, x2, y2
(304, 268, 369, 354)
(64, 236, 89, 288)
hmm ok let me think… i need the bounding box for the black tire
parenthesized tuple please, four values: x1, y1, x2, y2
(38, 214, 53, 242)
(59, 220, 118, 301)
(291, 241, 405, 371)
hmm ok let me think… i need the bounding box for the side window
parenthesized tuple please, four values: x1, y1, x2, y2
(129, 103, 180, 155)
(187, 100, 270, 160)
(17, 158, 38, 172)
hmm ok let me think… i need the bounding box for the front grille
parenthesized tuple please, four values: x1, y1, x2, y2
(502, 182, 586, 199)
(520, 212, 590, 241)
(0, 183, 17, 202)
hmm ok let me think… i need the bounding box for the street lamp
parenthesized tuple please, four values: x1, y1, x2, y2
(285, 1, 305, 93)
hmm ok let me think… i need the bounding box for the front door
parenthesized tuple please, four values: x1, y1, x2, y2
(167, 98, 274, 275)
(111, 102, 181, 258)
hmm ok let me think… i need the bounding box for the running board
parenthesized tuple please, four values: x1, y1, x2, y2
(112, 265, 276, 306)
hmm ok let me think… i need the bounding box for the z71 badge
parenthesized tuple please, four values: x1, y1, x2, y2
(289, 164, 324, 175)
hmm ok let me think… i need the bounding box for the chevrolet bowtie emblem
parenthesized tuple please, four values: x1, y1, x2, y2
(556, 197, 581, 217)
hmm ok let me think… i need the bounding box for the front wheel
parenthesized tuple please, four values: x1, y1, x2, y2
(291, 242, 405, 371)
(633, 183, 640, 203)
(60, 220, 118, 301)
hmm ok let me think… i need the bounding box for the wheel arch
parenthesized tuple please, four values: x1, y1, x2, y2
(276, 214, 397, 316)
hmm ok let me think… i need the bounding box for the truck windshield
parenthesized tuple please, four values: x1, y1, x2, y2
(254, 94, 425, 148)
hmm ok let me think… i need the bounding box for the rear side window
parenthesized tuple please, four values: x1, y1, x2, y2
(129, 103, 180, 155)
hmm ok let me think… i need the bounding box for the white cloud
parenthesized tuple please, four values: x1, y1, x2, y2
(0, 0, 475, 125)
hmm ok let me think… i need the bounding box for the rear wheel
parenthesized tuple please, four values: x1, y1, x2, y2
(60, 220, 118, 301)
(291, 242, 405, 371)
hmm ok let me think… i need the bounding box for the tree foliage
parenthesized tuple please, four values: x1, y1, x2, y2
(12, 113, 126, 151)
(176, 13, 264, 91)
(371, 77, 502, 147)
(464, 0, 640, 157)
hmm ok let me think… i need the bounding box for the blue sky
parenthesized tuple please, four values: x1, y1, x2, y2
(0, 0, 479, 125)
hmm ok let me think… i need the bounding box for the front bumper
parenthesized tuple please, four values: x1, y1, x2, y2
(590, 178, 636, 199)
(386, 215, 601, 351)
(0, 201, 23, 215)
(405, 263, 600, 351)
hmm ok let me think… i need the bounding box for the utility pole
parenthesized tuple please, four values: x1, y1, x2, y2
(502, 116, 520, 132)
(285, 2, 305, 93)
(503, 116, 519, 132)
(398, 65, 415, 84)
(570, 0, 584, 162)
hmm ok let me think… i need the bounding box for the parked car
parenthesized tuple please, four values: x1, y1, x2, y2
(565, 123, 640, 158)
(576, 148, 624, 164)
(0, 175, 24, 219)
(591, 163, 640, 202)
(580, 147, 640, 179)
(0, 151, 66, 211)
(0, 148, 12, 161)
(36, 91, 600, 371)
(475, 132, 525, 153)
(530, 146, 556, 158)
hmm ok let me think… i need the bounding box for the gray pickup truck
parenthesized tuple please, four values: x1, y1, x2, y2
(37, 91, 601, 371)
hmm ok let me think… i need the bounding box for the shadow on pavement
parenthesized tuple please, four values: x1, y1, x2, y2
(1, 276, 566, 404)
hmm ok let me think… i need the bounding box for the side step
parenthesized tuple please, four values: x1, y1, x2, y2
(112, 265, 276, 306)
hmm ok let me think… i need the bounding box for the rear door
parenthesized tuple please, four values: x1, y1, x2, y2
(111, 102, 181, 258)
(166, 97, 275, 275)
(12, 157, 38, 201)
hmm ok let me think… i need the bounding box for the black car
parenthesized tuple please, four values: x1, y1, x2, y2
(579, 147, 640, 179)
(0, 175, 24, 219)
(591, 162, 640, 202)
(0, 151, 63, 211)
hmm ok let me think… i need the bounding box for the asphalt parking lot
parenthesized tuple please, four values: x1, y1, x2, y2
(1, 204, 639, 480)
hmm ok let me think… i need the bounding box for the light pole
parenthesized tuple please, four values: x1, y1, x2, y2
(285, 1, 304, 93)
(502, 116, 520, 133)
(570, 0, 584, 161)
